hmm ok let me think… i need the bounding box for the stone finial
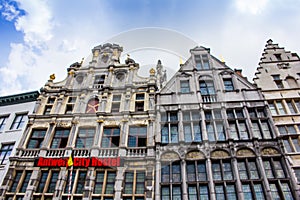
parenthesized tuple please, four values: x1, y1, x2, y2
(267, 39, 273, 45)
(150, 68, 155, 76)
(50, 74, 56, 80)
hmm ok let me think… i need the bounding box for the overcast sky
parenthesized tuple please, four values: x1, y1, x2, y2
(1, 0, 300, 96)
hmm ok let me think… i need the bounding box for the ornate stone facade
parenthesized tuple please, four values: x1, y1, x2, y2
(0, 42, 299, 200)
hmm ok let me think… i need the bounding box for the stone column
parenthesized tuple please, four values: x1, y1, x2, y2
(40, 122, 55, 149)
(232, 157, 243, 199)
(155, 160, 161, 200)
(200, 108, 207, 141)
(55, 95, 64, 114)
(24, 170, 37, 200)
(206, 158, 215, 200)
(181, 160, 188, 200)
(114, 167, 125, 200)
(257, 155, 272, 199)
(178, 110, 184, 142)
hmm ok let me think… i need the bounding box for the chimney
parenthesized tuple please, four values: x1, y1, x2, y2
(234, 69, 243, 77)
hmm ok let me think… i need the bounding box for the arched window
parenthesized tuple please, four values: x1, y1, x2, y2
(86, 98, 99, 113)
(286, 76, 298, 88)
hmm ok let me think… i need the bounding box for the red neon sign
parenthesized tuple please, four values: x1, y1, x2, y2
(36, 157, 121, 167)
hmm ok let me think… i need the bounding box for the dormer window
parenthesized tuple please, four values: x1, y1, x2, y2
(272, 75, 284, 89)
(274, 54, 282, 61)
(195, 54, 210, 70)
(223, 78, 234, 91)
(180, 80, 190, 93)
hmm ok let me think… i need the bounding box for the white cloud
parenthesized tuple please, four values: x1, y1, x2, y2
(14, 0, 54, 49)
(1, 2, 20, 21)
(234, 0, 269, 15)
(0, 0, 115, 95)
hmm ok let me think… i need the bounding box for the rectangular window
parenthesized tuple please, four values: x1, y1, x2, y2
(187, 161, 207, 182)
(135, 93, 145, 112)
(162, 162, 181, 183)
(202, 55, 210, 69)
(47, 171, 59, 193)
(93, 170, 116, 197)
(215, 185, 225, 200)
(44, 105, 53, 115)
(0, 143, 14, 165)
(101, 127, 120, 148)
(287, 101, 297, 114)
(128, 126, 147, 147)
(10, 171, 23, 192)
(0, 115, 9, 132)
(111, 95, 121, 112)
(161, 112, 178, 144)
(65, 96, 77, 114)
(75, 128, 95, 148)
(200, 80, 215, 95)
(242, 184, 253, 199)
(270, 182, 294, 200)
(212, 160, 233, 180)
(75, 171, 87, 194)
(276, 101, 286, 114)
(180, 80, 190, 93)
(223, 78, 234, 91)
(51, 129, 70, 148)
(94, 75, 105, 89)
(264, 159, 285, 179)
(161, 186, 170, 200)
(278, 125, 297, 135)
(188, 186, 197, 200)
(238, 160, 259, 180)
(183, 111, 202, 143)
(10, 113, 27, 130)
(123, 171, 145, 199)
(27, 129, 46, 148)
(37, 171, 49, 193)
(20, 171, 32, 193)
(195, 55, 202, 70)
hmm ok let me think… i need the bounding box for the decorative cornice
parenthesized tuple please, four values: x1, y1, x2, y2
(0, 91, 39, 106)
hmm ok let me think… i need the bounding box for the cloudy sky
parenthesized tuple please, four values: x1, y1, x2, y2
(0, 0, 300, 96)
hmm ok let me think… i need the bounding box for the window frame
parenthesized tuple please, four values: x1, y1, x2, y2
(0, 143, 14, 165)
(161, 112, 179, 144)
(10, 113, 28, 130)
(27, 129, 47, 148)
(75, 127, 95, 148)
(0, 115, 9, 132)
(180, 80, 190, 93)
(128, 126, 147, 147)
(101, 127, 120, 148)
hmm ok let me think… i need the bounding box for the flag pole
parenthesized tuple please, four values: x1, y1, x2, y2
(67, 154, 74, 200)
(68, 165, 73, 200)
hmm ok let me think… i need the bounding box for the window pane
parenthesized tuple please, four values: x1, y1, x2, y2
(253, 184, 265, 200)
(199, 185, 209, 200)
(238, 161, 248, 180)
(172, 186, 181, 200)
(184, 124, 192, 143)
(188, 186, 197, 200)
(215, 185, 225, 200)
(242, 184, 253, 200)
(223, 162, 233, 180)
(161, 186, 170, 200)
(226, 184, 237, 200)
(197, 162, 207, 181)
(248, 161, 259, 179)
